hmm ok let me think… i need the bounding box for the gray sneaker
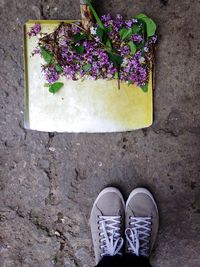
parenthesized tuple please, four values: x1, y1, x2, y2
(125, 188, 159, 258)
(90, 187, 125, 264)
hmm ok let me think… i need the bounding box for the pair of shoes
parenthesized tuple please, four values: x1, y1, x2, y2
(90, 187, 159, 265)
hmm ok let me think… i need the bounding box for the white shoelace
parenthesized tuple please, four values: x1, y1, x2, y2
(98, 215, 124, 257)
(125, 217, 151, 257)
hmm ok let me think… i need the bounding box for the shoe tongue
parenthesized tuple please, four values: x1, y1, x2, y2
(95, 193, 123, 216)
(96, 203, 121, 216)
(128, 204, 152, 218)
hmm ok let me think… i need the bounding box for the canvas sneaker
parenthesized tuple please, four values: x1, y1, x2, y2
(125, 188, 159, 258)
(90, 187, 125, 264)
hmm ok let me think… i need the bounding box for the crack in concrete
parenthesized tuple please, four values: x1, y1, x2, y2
(9, 53, 23, 71)
(152, 127, 180, 137)
(40, 1, 46, 19)
(152, 127, 200, 137)
(18, 121, 27, 141)
(54, 234, 80, 267)
(29, 214, 52, 237)
(44, 133, 58, 206)
(75, 168, 79, 179)
(142, 128, 149, 137)
(14, 207, 52, 238)
(40, 0, 51, 19)
(159, 0, 168, 6)
(14, 207, 80, 266)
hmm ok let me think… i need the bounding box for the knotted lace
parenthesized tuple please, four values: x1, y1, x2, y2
(125, 217, 152, 257)
(98, 215, 124, 257)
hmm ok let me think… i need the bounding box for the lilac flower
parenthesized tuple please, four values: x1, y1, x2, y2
(132, 34, 143, 43)
(101, 14, 112, 23)
(139, 57, 145, 64)
(108, 63, 117, 75)
(35, 13, 157, 88)
(120, 45, 131, 56)
(101, 14, 112, 27)
(32, 47, 40, 55)
(94, 36, 100, 42)
(43, 66, 59, 84)
(149, 35, 158, 44)
(90, 26, 97, 35)
(113, 14, 123, 30)
(116, 14, 123, 20)
(64, 66, 76, 80)
(125, 20, 133, 27)
(98, 50, 109, 67)
(71, 24, 81, 33)
(28, 23, 41, 37)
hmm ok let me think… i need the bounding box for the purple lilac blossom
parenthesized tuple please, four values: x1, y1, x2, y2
(33, 15, 156, 87)
(120, 45, 131, 56)
(149, 35, 157, 44)
(132, 34, 143, 43)
(101, 14, 112, 24)
(125, 20, 133, 27)
(43, 66, 59, 84)
(32, 47, 40, 55)
(28, 23, 41, 37)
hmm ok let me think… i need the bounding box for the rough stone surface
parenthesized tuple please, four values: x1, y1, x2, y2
(0, 0, 200, 266)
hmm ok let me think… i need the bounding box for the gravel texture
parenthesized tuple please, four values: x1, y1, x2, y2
(0, 0, 200, 266)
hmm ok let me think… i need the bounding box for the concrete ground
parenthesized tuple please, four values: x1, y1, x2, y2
(0, 0, 200, 266)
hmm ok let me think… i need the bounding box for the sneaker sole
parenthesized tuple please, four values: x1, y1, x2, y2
(126, 187, 158, 214)
(90, 187, 126, 222)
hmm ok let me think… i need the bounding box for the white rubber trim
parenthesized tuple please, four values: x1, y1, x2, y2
(126, 187, 158, 213)
(92, 187, 126, 211)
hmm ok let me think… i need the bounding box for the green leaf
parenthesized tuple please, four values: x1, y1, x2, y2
(128, 41, 137, 55)
(136, 41, 145, 50)
(86, 0, 105, 30)
(119, 28, 133, 40)
(72, 33, 86, 42)
(135, 13, 157, 37)
(106, 39, 112, 49)
(102, 32, 108, 45)
(49, 82, 64, 94)
(107, 26, 113, 32)
(97, 26, 105, 42)
(143, 18, 157, 37)
(119, 29, 126, 38)
(140, 83, 148, 92)
(55, 64, 63, 73)
(72, 44, 85, 54)
(96, 26, 112, 48)
(114, 72, 119, 79)
(76, 45, 85, 54)
(83, 63, 92, 72)
(135, 13, 148, 19)
(108, 52, 123, 68)
(132, 25, 141, 34)
(40, 47, 53, 64)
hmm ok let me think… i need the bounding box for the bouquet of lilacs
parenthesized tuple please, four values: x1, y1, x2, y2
(28, 0, 157, 94)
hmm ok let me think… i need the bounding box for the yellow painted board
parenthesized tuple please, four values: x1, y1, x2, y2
(24, 20, 153, 133)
